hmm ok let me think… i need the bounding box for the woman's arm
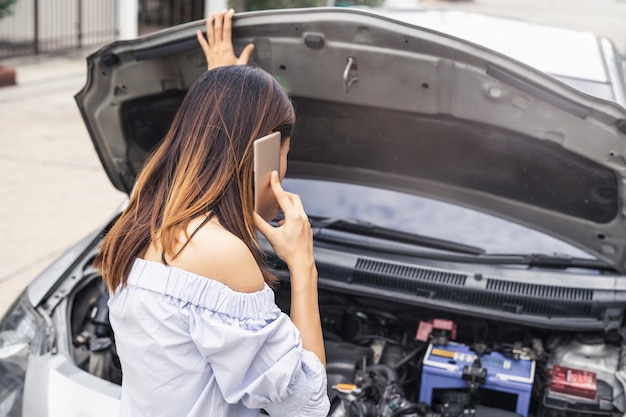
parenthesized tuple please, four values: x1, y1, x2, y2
(254, 171, 326, 367)
(288, 259, 326, 367)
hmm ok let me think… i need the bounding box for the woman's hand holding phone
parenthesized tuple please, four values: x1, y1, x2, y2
(254, 171, 315, 281)
(254, 171, 325, 367)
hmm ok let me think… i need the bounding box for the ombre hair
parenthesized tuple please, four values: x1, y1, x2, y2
(95, 65, 295, 291)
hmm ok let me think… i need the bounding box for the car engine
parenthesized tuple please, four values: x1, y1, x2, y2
(69, 274, 626, 417)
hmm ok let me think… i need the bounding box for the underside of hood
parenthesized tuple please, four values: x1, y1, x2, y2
(75, 7, 626, 272)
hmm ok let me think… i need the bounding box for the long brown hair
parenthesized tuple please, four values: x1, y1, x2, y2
(95, 65, 295, 291)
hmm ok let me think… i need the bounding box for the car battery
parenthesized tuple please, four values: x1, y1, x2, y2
(419, 342, 535, 417)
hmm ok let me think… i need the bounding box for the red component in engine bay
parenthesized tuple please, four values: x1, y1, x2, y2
(416, 318, 457, 342)
(550, 365, 597, 400)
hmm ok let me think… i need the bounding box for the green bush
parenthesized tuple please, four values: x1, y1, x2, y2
(0, 0, 17, 19)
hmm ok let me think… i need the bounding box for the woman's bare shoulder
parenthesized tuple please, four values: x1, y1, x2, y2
(170, 217, 265, 293)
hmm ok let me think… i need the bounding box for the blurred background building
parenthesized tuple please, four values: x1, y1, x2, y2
(0, 0, 384, 59)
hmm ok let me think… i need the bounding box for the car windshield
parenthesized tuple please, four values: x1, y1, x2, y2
(283, 178, 594, 259)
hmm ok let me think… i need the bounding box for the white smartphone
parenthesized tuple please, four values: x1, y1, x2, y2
(253, 131, 281, 220)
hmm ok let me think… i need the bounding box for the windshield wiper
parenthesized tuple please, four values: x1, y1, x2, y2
(509, 253, 614, 272)
(302, 216, 615, 272)
(308, 216, 485, 255)
(453, 253, 614, 272)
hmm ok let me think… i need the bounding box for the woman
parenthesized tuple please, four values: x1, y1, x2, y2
(95, 10, 329, 417)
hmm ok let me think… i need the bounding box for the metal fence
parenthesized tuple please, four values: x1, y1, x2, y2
(0, 0, 206, 59)
(0, 0, 116, 59)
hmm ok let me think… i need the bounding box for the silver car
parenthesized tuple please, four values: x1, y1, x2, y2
(2, 7, 626, 417)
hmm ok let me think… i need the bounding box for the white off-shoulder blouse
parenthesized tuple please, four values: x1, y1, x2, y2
(108, 258, 329, 417)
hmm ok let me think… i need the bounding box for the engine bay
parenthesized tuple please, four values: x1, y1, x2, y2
(69, 274, 626, 417)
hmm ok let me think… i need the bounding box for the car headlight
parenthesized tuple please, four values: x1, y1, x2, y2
(0, 294, 48, 417)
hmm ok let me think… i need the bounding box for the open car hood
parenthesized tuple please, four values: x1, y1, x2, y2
(75, 7, 626, 272)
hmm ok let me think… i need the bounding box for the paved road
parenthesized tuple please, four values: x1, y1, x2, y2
(0, 52, 124, 317)
(1, 0, 625, 319)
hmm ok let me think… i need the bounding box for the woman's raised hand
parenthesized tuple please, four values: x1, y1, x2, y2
(254, 172, 315, 278)
(196, 9, 255, 70)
